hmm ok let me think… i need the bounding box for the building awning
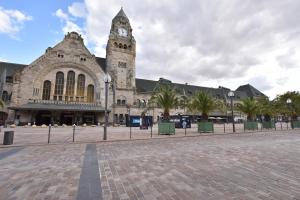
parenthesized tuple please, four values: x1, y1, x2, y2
(8, 102, 109, 112)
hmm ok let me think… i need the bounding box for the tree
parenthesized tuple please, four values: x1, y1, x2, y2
(151, 85, 178, 121)
(0, 99, 4, 109)
(237, 98, 259, 121)
(273, 91, 300, 120)
(189, 91, 216, 120)
(257, 97, 275, 121)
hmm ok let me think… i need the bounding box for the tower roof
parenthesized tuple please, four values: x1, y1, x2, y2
(113, 7, 128, 20)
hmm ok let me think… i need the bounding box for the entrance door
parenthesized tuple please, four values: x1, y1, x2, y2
(60, 112, 74, 125)
(36, 111, 51, 125)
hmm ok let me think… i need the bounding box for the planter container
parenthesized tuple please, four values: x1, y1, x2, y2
(158, 122, 175, 135)
(244, 121, 258, 131)
(198, 121, 214, 133)
(291, 121, 300, 129)
(262, 121, 275, 129)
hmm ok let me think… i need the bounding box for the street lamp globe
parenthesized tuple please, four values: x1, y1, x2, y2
(286, 98, 292, 104)
(103, 73, 111, 83)
(228, 91, 234, 97)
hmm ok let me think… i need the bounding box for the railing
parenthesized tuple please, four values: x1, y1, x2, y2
(28, 99, 101, 106)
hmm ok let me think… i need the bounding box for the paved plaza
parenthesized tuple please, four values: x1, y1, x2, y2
(1, 130, 300, 200)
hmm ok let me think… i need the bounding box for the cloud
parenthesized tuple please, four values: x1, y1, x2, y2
(68, 2, 87, 18)
(0, 7, 32, 35)
(53, 0, 300, 98)
(54, 8, 86, 42)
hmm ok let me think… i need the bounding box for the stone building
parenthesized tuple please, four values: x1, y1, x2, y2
(0, 8, 265, 126)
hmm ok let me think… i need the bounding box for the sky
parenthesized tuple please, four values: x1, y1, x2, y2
(0, 0, 300, 99)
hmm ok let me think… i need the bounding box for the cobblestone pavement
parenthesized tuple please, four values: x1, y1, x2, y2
(0, 122, 292, 146)
(0, 131, 300, 200)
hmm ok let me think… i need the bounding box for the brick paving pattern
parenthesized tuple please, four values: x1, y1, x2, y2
(0, 131, 300, 199)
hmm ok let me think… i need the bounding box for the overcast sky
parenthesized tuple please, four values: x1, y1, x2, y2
(1, 0, 300, 99)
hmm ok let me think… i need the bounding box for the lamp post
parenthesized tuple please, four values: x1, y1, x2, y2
(286, 98, 292, 129)
(126, 104, 132, 139)
(228, 91, 235, 133)
(103, 73, 111, 140)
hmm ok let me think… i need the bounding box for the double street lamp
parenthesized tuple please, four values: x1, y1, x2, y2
(228, 91, 236, 133)
(103, 73, 111, 140)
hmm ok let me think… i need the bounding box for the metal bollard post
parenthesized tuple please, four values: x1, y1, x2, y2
(151, 125, 153, 138)
(72, 124, 75, 142)
(48, 124, 51, 144)
(223, 123, 225, 133)
(185, 126, 187, 136)
(130, 125, 132, 139)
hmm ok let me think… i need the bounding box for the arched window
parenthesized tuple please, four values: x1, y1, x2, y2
(124, 44, 127, 49)
(121, 100, 126, 105)
(119, 43, 123, 48)
(66, 71, 75, 97)
(87, 84, 94, 102)
(54, 72, 64, 96)
(42, 81, 51, 100)
(77, 74, 85, 97)
(2, 91, 8, 102)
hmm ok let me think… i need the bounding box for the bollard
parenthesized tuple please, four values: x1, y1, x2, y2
(129, 125, 132, 139)
(185, 126, 187, 136)
(280, 122, 282, 130)
(223, 123, 225, 133)
(151, 125, 153, 138)
(48, 124, 51, 144)
(72, 124, 76, 142)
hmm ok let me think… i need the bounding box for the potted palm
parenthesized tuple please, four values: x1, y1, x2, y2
(257, 97, 276, 129)
(237, 98, 259, 130)
(189, 91, 215, 133)
(151, 85, 178, 135)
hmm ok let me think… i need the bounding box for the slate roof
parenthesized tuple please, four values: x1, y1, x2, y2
(135, 78, 254, 100)
(95, 57, 106, 72)
(9, 102, 107, 112)
(0, 61, 27, 76)
(236, 84, 266, 98)
(113, 8, 128, 20)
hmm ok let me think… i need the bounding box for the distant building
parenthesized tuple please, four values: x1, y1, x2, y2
(0, 8, 265, 126)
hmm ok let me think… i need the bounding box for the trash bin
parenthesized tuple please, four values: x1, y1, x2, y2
(3, 131, 14, 145)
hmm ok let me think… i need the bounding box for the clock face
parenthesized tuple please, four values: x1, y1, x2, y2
(118, 28, 128, 37)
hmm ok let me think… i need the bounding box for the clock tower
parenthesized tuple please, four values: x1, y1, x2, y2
(106, 8, 136, 91)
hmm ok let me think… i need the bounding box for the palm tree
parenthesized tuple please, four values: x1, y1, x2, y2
(189, 91, 215, 120)
(237, 98, 259, 121)
(151, 85, 178, 121)
(257, 97, 275, 121)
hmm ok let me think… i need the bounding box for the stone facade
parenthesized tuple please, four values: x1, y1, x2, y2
(0, 8, 266, 126)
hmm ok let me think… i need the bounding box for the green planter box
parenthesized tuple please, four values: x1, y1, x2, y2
(158, 122, 175, 135)
(291, 121, 300, 129)
(244, 121, 258, 130)
(262, 121, 275, 129)
(198, 122, 214, 133)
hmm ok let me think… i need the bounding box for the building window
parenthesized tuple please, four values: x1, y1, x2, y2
(2, 91, 9, 102)
(121, 100, 126, 105)
(54, 72, 64, 96)
(118, 62, 127, 68)
(117, 99, 121, 105)
(77, 74, 85, 97)
(66, 71, 75, 96)
(42, 80, 51, 100)
(87, 84, 94, 102)
(6, 76, 13, 83)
